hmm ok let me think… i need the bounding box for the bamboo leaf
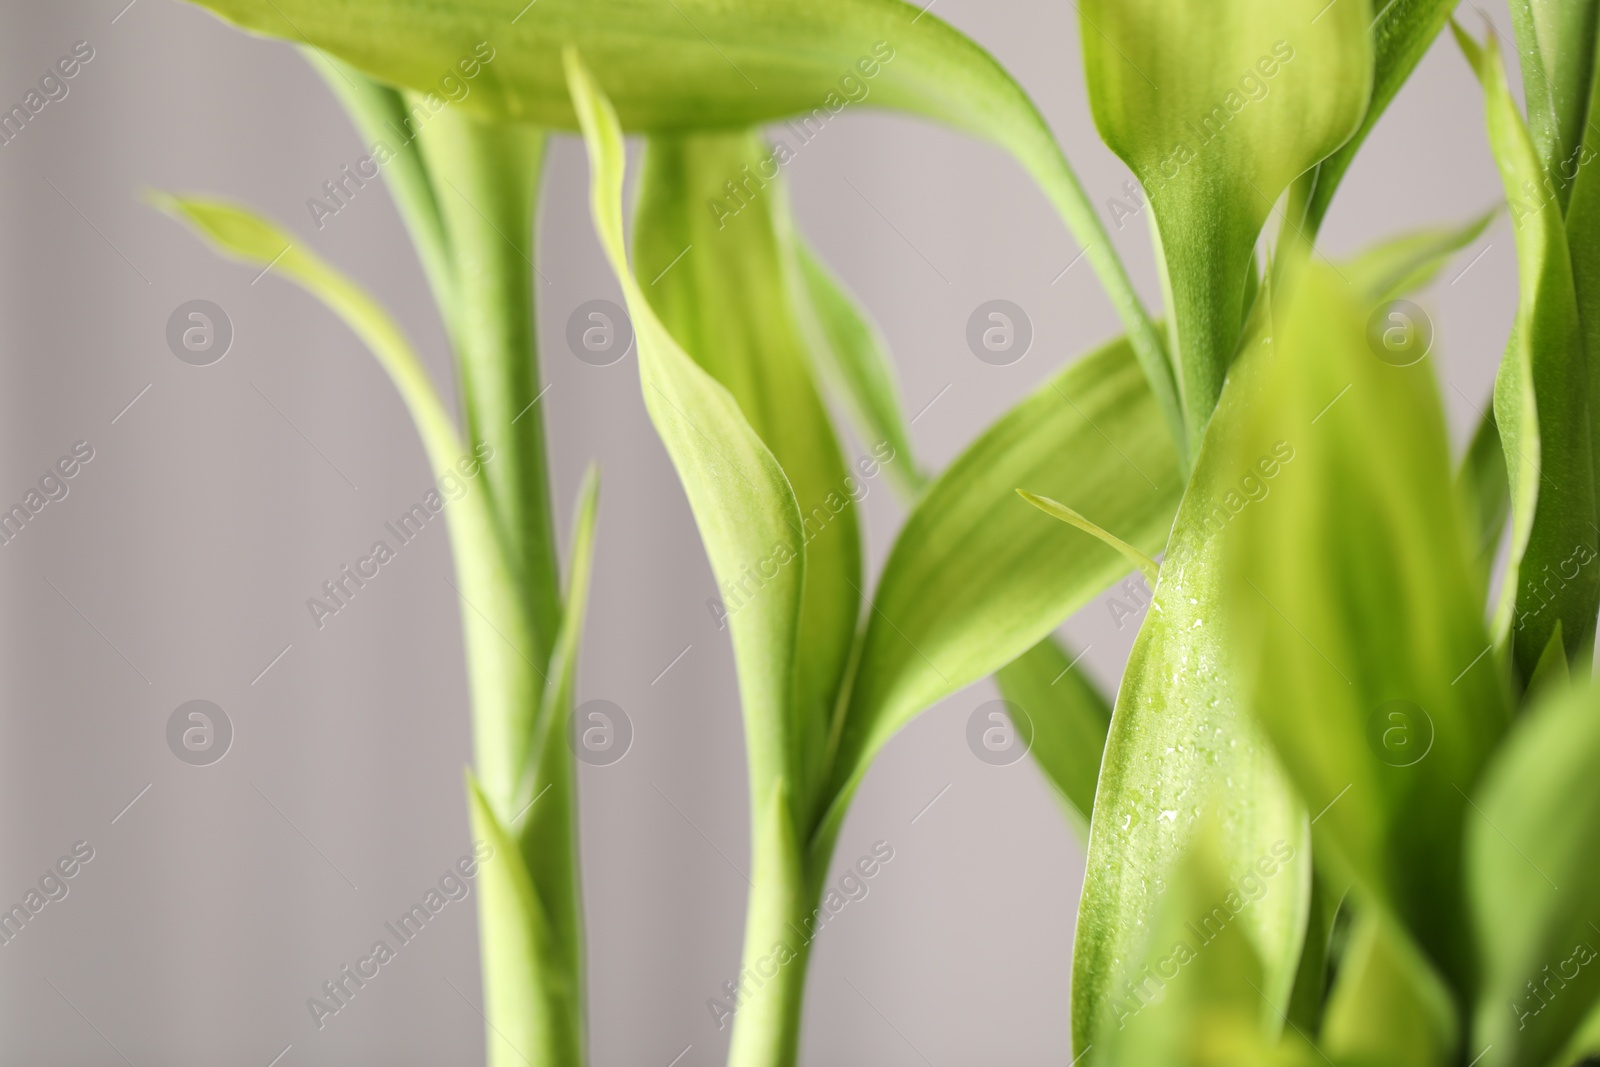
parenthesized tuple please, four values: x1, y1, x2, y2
(151, 193, 544, 820)
(1339, 207, 1497, 302)
(820, 331, 1183, 857)
(633, 130, 862, 817)
(1016, 489, 1161, 585)
(993, 637, 1111, 836)
(179, 0, 1179, 461)
(1468, 679, 1600, 1067)
(568, 53, 805, 823)
(1458, 408, 1512, 589)
(1456, 23, 1599, 681)
(1072, 320, 1310, 1061)
(1505, 0, 1599, 213)
(1223, 263, 1508, 992)
(1079, 0, 1372, 451)
(1297, 0, 1461, 233)
(790, 241, 924, 496)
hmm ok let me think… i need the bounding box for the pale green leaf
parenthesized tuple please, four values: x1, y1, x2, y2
(567, 52, 804, 819)
(1072, 320, 1310, 1060)
(151, 193, 543, 821)
(180, 0, 1179, 459)
(1080, 0, 1372, 451)
(1339, 208, 1497, 303)
(1469, 678, 1600, 1067)
(994, 637, 1111, 836)
(820, 332, 1183, 859)
(1016, 489, 1161, 585)
(1458, 407, 1512, 588)
(1456, 23, 1599, 681)
(633, 129, 862, 821)
(1223, 263, 1508, 990)
(790, 241, 924, 496)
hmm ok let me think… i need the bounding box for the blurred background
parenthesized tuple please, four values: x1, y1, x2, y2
(0, 1, 1516, 1063)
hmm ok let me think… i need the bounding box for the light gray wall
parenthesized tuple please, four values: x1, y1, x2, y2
(0, 1, 1514, 1064)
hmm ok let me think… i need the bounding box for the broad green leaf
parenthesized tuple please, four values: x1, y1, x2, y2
(152, 194, 543, 820)
(1223, 264, 1508, 990)
(1456, 24, 1599, 681)
(180, 0, 1179, 458)
(994, 637, 1111, 836)
(467, 773, 578, 1067)
(1072, 318, 1310, 1060)
(819, 331, 1183, 858)
(633, 130, 861, 818)
(1079, 0, 1372, 451)
(790, 242, 924, 496)
(1297, 0, 1461, 233)
(1340, 208, 1497, 302)
(1506, 0, 1599, 213)
(568, 53, 803, 817)
(1094, 814, 1313, 1067)
(1320, 910, 1458, 1067)
(1469, 679, 1600, 1067)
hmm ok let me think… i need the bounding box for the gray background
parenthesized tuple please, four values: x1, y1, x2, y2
(0, 0, 1515, 1063)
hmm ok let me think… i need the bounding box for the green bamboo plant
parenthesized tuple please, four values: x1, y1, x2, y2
(156, 0, 1600, 1064)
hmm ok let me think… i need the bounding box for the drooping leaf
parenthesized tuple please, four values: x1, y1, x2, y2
(179, 0, 1179, 455)
(633, 129, 862, 822)
(1456, 23, 1599, 681)
(1094, 812, 1314, 1067)
(1469, 679, 1600, 1067)
(789, 241, 924, 496)
(1223, 263, 1508, 991)
(1072, 314, 1310, 1060)
(1297, 0, 1461, 233)
(151, 193, 543, 819)
(1320, 909, 1458, 1067)
(1079, 0, 1372, 451)
(568, 53, 805, 815)
(819, 331, 1183, 858)
(1339, 207, 1497, 302)
(993, 636, 1111, 836)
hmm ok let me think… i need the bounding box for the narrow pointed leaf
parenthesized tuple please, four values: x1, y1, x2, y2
(1469, 679, 1600, 1067)
(1079, 0, 1372, 450)
(1320, 910, 1458, 1067)
(1223, 264, 1508, 990)
(1458, 407, 1512, 588)
(1340, 207, 1497, 302)
(790, 241, 924, 495)
(633, 130, 861, 817)
(567, 53, 803, 816)
(993, 637, 1110, 835)
(1456, 24, 1599, 680)
(1506, 0, 1598, 212)
(821, 332, 1183, 855)
(1016, 489, 1160, 585)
